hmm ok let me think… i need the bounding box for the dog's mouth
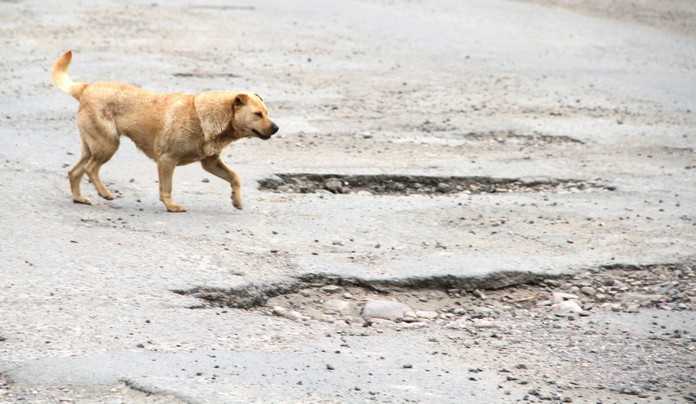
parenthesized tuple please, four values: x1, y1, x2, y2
(253, 129, 272, 140)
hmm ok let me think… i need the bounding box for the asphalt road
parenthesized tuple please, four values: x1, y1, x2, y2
(0, 0, 695, 403)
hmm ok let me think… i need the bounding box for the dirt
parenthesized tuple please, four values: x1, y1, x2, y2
(271, 262, 696, 403)
(178, 262, 696, 312)
(176, 261, 696, 403)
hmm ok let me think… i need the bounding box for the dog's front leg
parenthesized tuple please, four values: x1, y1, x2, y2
(157, 155, 186, 213)
(201, 155, 243, 210)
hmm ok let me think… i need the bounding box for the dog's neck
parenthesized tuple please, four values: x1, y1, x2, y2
(202, 123, 243, 157)
(221, 121, 245, 141)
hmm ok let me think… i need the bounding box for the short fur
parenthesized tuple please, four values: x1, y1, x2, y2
(51, 50, 279, 212)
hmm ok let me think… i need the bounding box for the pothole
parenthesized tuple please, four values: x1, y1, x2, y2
(458, 130, 584, 145)
(258, 174, 615, 195)
(119, 378, 188, 403)
(174, 262, 695, 329)
(172, 72, 240, 79)
(173, 270, 546, 310)
(401, 122, 584, 145)
(190, 4, 255, 11)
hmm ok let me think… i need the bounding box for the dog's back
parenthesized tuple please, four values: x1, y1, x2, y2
(53, 52, 198, 160)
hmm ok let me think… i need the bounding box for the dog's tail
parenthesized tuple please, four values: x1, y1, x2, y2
(52, 50, 87, 101)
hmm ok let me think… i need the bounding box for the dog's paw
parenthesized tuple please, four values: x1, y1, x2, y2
(73, 196, 92, 205)
(166, 204, 187, 213)
(232, 199, 243, 210)
(98, 192, 115, 200)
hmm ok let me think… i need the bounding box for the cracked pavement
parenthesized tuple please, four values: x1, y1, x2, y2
(1, 0, 695, 402)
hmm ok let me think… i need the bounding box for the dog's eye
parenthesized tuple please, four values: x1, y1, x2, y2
(254, 112, 263, 118)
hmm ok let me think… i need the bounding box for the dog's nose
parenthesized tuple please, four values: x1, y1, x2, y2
(270, 122, 279, 134)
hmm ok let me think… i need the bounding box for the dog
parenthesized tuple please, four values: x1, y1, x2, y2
(52, 50, 279, 212)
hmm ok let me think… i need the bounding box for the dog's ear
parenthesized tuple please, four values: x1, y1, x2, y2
(194, 91, 243, 141)
(234, 93, 249, 107)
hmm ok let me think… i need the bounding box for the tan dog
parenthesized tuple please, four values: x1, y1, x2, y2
(51, 50, 279, 212)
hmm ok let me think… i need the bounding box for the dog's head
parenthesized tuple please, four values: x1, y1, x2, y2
(231, 93, 279, 140)
(194, 91, 279, 142)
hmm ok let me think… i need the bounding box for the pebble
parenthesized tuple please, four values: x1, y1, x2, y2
(285, 310, 305, 321)
(272, 306, 306, 322)
(320, 285, 342, 294)
(362, 300, 413, 321)
(473, 289, 487, 299)
(402, 311, 419, 322)
(618, 386, 643, 396)
(324, 178, 345, 194)
(436, 182, 451, 193)
(552, 300, 583, 315)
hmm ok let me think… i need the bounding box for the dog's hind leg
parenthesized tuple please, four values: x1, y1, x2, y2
(81, 113, 120, 201)
(84, 136, 119, 200)
(68, 138, 92, 205)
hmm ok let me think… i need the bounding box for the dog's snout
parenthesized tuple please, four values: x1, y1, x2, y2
(270, 122, 279, 134)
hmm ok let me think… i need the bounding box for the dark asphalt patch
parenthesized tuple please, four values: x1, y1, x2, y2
(189, 5, 255, 11)
(172, 72, 241, 79)
(258, 173, 615, 195)
(458, 130, 584, 145)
